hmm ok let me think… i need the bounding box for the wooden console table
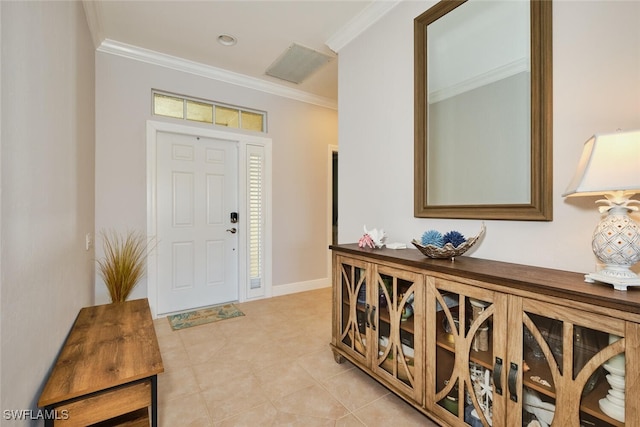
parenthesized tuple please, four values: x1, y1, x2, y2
(38, 299, 164, 426)
(331, 244, 640, 426)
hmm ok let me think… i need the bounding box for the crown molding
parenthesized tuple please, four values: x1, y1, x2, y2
(326, 0, 402, 53)
(97, 39, 337, 110)
(81, 0, 103, 49)
(428, 57, 529, 104)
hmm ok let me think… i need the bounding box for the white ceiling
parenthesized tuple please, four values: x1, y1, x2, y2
(83, 1, 399, 105)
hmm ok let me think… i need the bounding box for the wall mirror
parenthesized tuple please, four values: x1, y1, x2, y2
(414, 0, 552, 220)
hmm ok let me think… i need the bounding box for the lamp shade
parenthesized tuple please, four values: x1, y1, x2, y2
(563, 129, 640, 197)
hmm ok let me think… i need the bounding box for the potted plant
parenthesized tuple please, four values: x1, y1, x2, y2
(96, 229, 153, 303)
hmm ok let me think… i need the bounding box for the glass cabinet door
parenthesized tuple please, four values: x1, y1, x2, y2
(336, 257, 369, 363)
(517, 299, 627, 427)
(372, 265, 423, 401)
(431, 279, 507, 427)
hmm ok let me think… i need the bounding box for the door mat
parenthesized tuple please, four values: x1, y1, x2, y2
(167, 303, 245, 330)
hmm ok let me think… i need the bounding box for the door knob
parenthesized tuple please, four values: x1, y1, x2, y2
(226, 228, 237, 234)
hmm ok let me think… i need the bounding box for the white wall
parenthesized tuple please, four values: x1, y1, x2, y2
(338, 1, 640, 275)
(95, 53, 337, 304)
(0, 1, 95, 422)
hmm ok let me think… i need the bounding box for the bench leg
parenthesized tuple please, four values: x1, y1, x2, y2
(45, 407, 53, 427)
(151, 375, 158, 427)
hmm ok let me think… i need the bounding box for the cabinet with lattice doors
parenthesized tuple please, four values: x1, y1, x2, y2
(332, 254, 424, 403)
(427, 277, 508, 427)
(506, 297, 636, 427)
(429, 276, 639, 427)
(332, 255, 369, 367)
(331, 243, 640, 427)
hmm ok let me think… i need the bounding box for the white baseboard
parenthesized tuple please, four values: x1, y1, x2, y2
(271, 277, 331, 297)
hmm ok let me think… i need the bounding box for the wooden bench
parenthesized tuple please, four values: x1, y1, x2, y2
(38, 299, 164, 426)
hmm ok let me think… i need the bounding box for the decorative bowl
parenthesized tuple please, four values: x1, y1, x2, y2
(412, 225, 485, 260)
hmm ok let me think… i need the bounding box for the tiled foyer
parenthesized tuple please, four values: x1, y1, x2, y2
(153, 287, 438, 426)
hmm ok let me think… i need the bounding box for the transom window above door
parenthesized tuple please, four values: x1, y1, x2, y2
(152, 90, 267, 133)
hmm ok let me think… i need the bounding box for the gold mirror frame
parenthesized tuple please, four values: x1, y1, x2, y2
(414, 0, 552, 220)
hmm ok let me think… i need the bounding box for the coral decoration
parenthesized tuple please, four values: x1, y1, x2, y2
(358, 233, 375, 249)
(358, 226, 386, 249)
(443, 230, 466, 248)
(412, 224, 485, 260)
(421, 230, 444, 247)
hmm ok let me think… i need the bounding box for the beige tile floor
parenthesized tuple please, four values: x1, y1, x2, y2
(153, 287, 439, 426)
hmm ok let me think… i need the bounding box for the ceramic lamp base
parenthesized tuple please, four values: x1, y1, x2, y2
(585, 270, 640, 291)
(588, 206, 640, 291)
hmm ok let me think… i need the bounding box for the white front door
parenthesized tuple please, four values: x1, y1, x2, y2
(156, 131, 238, 314)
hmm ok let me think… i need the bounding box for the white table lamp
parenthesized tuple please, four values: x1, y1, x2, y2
(563, 129, 640, 290)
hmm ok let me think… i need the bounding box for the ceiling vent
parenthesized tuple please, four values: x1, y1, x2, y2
(265, 43, 333, 84)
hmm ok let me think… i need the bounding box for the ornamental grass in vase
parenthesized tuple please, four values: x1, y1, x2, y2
(97, 229, 153, 303)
